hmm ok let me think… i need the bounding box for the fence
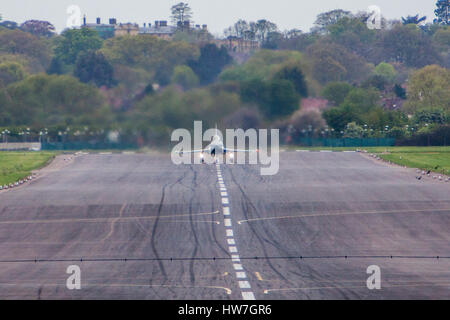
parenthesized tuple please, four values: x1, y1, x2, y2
(297, 138, 396, 147)
(41, 142, 138, 150)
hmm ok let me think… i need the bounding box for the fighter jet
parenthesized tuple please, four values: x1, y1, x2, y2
(177, 126, 257, 163)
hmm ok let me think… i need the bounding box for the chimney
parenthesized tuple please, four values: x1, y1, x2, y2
(143, 23, 146, 28)
(83, 15, 86, 26)
(96, 17, 101, 24)
(202, 24, 207, 31)
(109, 18, 117, 25)
(155, 21, 159, 28)
(160, 21, 167, 27)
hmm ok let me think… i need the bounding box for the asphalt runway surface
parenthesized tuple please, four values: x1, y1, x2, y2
(0, 152, 448, 299)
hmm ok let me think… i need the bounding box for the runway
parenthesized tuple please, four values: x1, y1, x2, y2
(0, 152, 448, 299)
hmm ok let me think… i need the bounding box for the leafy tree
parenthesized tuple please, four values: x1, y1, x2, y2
(20, 20, 55, 38)
(74, 51, 115, 87)
(101, 35, 199, 75)
(323, 105, 358, 133)
(372, 62, 397, 83)
(223, 107, 263, 130)
(342, 87, 380, 113)
(220, 50, 306, 83)
(327, 16, 376, 56)
(188, 44, 231, 84)
(387, 126, 407, 139)
(171, 65, 199, 89)
(224, 19, 251, 39)
(3, 74, 106, 127)
(254, 19, 278, 43)
(0, 20, 19, 30)
(47, 57, 64, 75)
(394, 84, 406, 99)
(0, 62, 26, 85)
(413, 109, 448, 125)
(272, 63, 308, 96)
(434, 0, 450, 25)
(404, 65, 450, 112)
(381, 24, 441, 67)
(261, 79, 299, 119)
(343, 122, 364, 138)
(432, 27, 450, 50)
(306, 41, 370, 84)
(290, 109, 326, 139)
(240, 79, 267, 104)
(0, 28, 51, 69)
(276, 32, 318, 52)
(171, 2, 193, 27)
(401, 15, 427, 25)
(154, 62, 173, 86)
(240, 79, 299, 119)
(321, 82, 352, 106)
(314, 9, 352, 33)
(262, 31, 283, 49)
(55, 28, 103, 64)
(362, 75, 389, 91)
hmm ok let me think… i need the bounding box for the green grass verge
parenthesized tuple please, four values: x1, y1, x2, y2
(379, 152, 450, 175)
(0, 152, 58, 186)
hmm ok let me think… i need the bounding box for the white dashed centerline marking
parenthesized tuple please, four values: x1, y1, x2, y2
(231, 255, 240, 262)
(242, 292, 256, 300)
(216, 164, 256, 300)
(239, 281, 251, 289)
(229, 246, 238, 253)
(233, 264, 243, 270)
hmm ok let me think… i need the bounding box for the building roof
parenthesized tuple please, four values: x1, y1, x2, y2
(139, 26, 176, 35)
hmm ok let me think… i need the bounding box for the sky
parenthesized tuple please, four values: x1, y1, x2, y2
(1, 0, 437, 37)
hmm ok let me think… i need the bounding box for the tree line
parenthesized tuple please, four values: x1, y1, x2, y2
(0, 2, 449, 146)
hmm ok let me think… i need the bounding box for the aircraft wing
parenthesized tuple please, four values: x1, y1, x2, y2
(224, 148, 258, 153)
(175, 149, 205, 154)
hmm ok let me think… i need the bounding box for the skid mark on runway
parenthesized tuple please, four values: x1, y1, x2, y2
(237, 208, 450, 224)
(101, 204, 126, 242)
(0, 282, 233, 294)
(0, 210, 220, 225)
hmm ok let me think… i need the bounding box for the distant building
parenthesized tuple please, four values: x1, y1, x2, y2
(217, 36, 260, 53)
(114, 23, 139, 37)
(82, 17, 115, 39)
(82, 17, 138, 38)
(139, 20, 177, 40)
(82, 17, 210, 41)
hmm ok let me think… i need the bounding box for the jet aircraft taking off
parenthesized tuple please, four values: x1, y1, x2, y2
(177, 126, 257, 162)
